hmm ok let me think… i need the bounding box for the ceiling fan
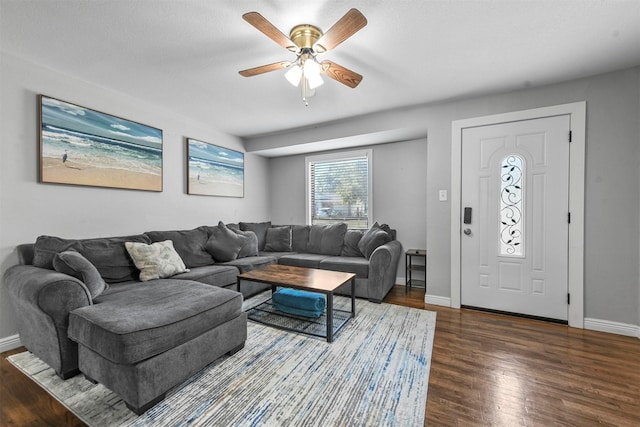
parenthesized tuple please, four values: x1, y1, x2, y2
(239, 9, 367, 105)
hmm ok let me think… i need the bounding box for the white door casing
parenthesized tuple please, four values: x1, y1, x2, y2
(450, 102, 586, 328)
(460, 116, 570, 321)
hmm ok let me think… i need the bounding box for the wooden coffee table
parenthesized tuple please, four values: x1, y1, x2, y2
(237, 264, 356, 342)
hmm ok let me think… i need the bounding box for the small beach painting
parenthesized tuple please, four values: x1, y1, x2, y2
(187, 138, 244, 197)
(39, 95, 163, 191)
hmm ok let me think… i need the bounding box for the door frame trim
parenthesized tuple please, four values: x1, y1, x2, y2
(450, 102, 586, 328)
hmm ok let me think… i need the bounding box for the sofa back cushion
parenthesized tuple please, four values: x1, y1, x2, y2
(33, 234, 151, 283)
(145, 227, 214, 268)
(341, 229, 364, 257)
(291, 225, 310, 252)
(307, 223, 348, 256)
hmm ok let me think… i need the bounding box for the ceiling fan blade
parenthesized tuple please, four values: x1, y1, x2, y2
(239, 61, 291, 77)
(243, 12, 297, 52)
(321, 60, 363, 88)
(314, 9, 367, 53)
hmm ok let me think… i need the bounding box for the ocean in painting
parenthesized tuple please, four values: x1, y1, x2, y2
(188, 139, 244, 196)
(40, 97, 162, 177)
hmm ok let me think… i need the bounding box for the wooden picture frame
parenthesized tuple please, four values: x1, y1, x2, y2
(186, 138, 244, 197)
(38, 95, 163, 192)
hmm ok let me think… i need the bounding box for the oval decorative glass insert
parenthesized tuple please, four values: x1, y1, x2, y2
(500, 155, 524, 256)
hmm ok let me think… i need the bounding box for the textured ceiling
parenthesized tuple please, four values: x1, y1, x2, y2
(2, 0, 640, 138)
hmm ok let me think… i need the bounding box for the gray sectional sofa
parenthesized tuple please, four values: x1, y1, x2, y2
(4, 221, 402, 414)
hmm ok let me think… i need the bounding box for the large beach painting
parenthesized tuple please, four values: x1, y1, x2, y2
(187, 138, 244, 197)
(39, 95, 163, 191)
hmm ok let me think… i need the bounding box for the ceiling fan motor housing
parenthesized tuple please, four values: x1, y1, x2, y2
(289, 24, 323, 50)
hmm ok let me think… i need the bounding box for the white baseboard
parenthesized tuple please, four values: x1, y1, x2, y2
(584, 318, 640, 338)
(0, 334, 22, 353)
(425, 294, 451, 307)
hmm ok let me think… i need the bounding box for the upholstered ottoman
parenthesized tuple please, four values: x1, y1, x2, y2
(68, 279, 247, 414)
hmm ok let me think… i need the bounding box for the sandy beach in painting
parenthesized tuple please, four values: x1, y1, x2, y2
(187, 139, 244, 197)
(188, 176, 243, 197)
(42, 157, 161, 191)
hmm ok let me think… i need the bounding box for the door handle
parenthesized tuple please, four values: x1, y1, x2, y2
(463, 228, 472, 236)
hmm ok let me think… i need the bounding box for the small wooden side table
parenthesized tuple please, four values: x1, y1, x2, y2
(405, 249, 427, 292)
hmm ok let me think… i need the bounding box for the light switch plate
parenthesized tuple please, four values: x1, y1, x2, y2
(439, 190, 447, 201)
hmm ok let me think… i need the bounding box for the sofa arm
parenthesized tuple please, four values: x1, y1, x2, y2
(367, 240, 403, 303)
(4, 265, 92, 378)
(5, 265, 93, 320)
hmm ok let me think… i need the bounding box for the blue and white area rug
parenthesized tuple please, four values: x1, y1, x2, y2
(8, 298, 436, 426)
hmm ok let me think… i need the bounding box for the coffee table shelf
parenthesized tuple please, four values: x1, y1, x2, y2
(246, 298, 353, 340)
(238, 264, 356, 342)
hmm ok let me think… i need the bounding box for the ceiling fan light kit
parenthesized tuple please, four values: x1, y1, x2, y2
(239, 9, 367, 106)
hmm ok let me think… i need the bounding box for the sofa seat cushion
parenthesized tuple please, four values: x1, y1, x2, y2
(222, 255, 277, 273)
(319, 256, 369, 279)
(258, 251, 293, 260)
(172, 265, 238, 287)
(68, 280, 242, 365)
(278, 253, 329, 269)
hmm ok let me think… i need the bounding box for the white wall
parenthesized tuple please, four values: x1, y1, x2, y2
(250, 67, 640, 327)
(0, 53, 271, 343)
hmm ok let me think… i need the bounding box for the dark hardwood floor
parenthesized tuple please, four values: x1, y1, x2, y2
(2, 285, 639, 426)
(384, 286, 640, 426)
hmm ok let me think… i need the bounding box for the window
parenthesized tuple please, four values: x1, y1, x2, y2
(306, 150, 372, 228)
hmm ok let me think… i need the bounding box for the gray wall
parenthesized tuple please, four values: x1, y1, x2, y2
(0, 53, 272, 342)
(254, 67, 640, 327)
(268, 139, 428, 275)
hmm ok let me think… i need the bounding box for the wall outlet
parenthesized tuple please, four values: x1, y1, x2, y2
(439, 190, 448, 201)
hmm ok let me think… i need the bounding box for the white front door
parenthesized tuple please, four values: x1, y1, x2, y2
(460, 115, 570, 321)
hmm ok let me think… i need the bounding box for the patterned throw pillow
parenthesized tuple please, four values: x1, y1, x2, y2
(124, 240, 189, 281)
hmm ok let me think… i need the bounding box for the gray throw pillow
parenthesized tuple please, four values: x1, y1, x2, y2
(206, 221, 244, 262)
(308, 223, 348, 256)
(125, 240, 189, 281)
(264, 226, 292, 252)
(231, 228, 259, 258)
(239, 221, 271, 251)
(53, 250, 108, 299)
(358, 224, 392, 259)
(341, 230, 364, 257)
